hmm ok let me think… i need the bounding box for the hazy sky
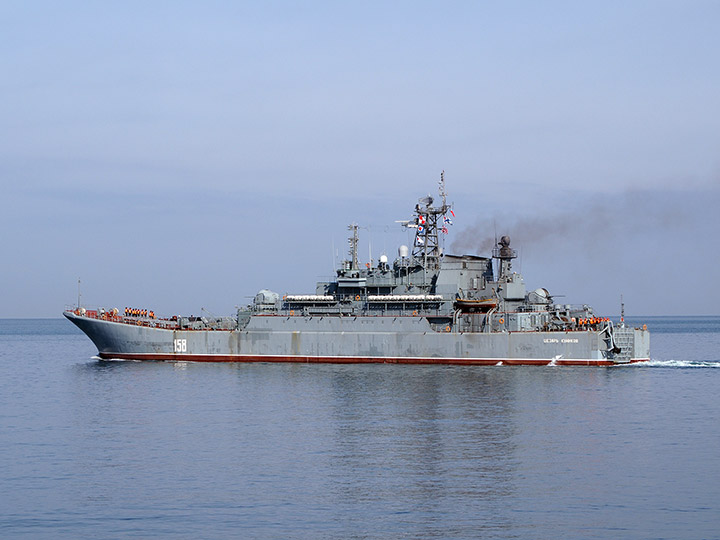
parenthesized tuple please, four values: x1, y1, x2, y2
(2, 1, 718, 318)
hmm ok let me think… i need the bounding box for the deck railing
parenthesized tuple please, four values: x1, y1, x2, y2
(65, 307, 180, 330)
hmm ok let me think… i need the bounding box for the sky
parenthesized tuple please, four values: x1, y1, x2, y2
(1, 1, 719, 318)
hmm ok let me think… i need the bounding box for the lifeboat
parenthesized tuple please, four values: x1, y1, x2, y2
(454, 298, 498, 312)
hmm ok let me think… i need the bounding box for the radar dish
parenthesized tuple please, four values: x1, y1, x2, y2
(418, 195, 434, 206)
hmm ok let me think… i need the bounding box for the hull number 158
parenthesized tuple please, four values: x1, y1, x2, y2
(174, 339, 187, 353)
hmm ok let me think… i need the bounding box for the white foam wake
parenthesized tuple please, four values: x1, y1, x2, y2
(92, 355, 141, 362)
(622, 359, 720, 368)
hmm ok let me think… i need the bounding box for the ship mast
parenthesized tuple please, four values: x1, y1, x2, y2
(412, 171, 452, 272)
(347, 223, 359, 270)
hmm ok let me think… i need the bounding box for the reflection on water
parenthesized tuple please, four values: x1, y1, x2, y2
(325, 367, 520, 536)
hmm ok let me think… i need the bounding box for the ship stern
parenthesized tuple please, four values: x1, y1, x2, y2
(611, 325, 650, 364)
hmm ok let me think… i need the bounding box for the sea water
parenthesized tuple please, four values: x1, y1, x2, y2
(1, 317, 719, 539)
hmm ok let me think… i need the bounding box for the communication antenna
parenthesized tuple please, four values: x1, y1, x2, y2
(620, 294, 625, 327)
(438, 170, 447, 207)
(347, 223, 359, 270)
(77, 278, 81, 309)
(493, 221, 498, 280)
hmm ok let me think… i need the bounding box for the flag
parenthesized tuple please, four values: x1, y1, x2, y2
(443, 216, 453, 226)
(418, 215, 426, 225)
(450, 209, 455, 217)
(442, 227, 448, 234)
(417, 225, 425, 234)
(416, 235, 425, 245)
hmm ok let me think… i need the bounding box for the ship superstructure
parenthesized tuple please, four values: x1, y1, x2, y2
(65, 174, 650, 366)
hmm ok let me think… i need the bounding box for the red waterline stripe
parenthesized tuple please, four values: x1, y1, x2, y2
(97, 352, 648, 366)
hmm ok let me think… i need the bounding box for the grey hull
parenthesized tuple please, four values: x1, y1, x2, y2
(64, 311, 650, 366)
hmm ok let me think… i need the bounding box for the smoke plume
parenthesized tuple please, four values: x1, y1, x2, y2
(450, 189, 697, 258)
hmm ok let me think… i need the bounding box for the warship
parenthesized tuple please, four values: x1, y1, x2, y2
(65, 175, 650, 366)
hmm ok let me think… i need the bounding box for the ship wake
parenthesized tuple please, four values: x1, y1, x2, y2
(620, 359, 720, 368)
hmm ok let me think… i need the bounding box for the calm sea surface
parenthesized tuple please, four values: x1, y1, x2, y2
(1, 317, 719, 539)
